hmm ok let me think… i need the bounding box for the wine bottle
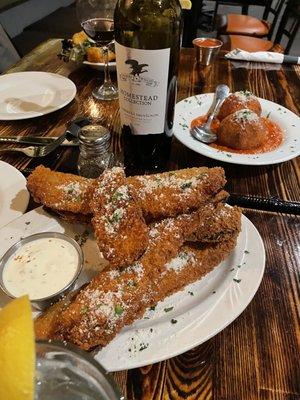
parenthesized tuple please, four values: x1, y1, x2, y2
(114, 0, 182, 172)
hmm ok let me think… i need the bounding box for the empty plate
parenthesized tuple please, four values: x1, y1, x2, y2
(0, 72, 77, 120)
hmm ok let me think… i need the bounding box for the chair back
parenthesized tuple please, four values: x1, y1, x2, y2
(274, 0, 300, 53)
(262, 0, 286, 39)
(0, 23, 20, 73)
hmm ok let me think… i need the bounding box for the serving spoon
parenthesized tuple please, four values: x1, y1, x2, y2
(191, 84, 230, 144)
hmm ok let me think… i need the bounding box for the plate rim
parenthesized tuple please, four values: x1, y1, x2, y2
(99, 215, 265, 371)
(174, 93, 300, 166)
(0, 71, 77, 121)
(83, 60, 116, 67)
(0, 161, 29, 227)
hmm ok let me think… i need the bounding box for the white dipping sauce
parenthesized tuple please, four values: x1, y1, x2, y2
(3, 237, 79, 299)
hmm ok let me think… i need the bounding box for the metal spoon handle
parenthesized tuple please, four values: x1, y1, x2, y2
(205, 84, 230, 128)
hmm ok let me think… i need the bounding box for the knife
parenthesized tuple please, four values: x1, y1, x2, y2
(228, 194, 300, 215)
(0, 136, 79, 146)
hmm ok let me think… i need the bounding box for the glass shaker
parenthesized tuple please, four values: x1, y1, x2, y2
(77, 124, 114, 178)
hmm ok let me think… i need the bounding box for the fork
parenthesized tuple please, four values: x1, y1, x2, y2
(0, 132, 67, 158)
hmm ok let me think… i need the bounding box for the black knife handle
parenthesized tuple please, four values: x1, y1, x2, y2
(228, 194, 300, 215)
(283, 55, 300, 64)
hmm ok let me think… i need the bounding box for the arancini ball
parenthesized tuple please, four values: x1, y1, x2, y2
(218, 90, 262, 121)
(217, 109, 266, 150)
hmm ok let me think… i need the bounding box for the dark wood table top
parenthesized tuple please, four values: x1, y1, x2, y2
(0, 39, 299, 399)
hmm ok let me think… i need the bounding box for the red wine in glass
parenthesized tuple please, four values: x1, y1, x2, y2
(81, 17, 114, 44)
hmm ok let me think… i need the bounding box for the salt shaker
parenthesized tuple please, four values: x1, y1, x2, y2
(77, 124, 114, 178)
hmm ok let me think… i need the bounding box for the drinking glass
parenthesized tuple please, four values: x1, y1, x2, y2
(35, 341, 124, 399)
(76, 0, 118, 101)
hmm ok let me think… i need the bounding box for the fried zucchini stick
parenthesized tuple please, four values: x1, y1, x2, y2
(27, 166, 226, 222)
(90, 168, 149, 268)
(27, 166, 94, 216)
(188, 203, 242, 242)
(152, 236, 238, 303)
(127, 167, 226, 221)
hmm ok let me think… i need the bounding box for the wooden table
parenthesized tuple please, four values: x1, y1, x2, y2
(1, 39, 299, 399)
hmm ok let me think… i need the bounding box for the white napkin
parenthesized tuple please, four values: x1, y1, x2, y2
(225, 48, 300, 64)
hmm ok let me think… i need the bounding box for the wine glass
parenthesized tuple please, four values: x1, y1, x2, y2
(76, 0, 118, 101)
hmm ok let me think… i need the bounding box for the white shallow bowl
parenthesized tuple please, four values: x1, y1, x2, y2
(174, 93, 300, 165)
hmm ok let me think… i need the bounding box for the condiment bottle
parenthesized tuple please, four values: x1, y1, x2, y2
(77, 124, 114, 178)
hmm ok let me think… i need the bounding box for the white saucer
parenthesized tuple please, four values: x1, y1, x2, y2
(0, 72, 77, 120)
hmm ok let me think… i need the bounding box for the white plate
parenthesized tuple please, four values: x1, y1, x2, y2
(0, 207, 265, 372)
(174, 93, 300, 165)
(0, 161, 29, 228)
(83, 60, 116, 71)
(0, 72, 77, 120)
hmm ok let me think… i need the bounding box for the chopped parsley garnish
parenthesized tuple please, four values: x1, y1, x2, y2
(164, 306, 173, 313)
(244, 250, 250, 254)
(233, 278, 241, 283)
(25, 221, 30, 225)
(115, 305, 124, 315)
(180, 182, 192, 190)
(171, 319, 177, 324)
(240, 90, 252, 98)
(127, 280, 137, 287)
(150, 305, 156, 311)
(179, 252, 189, 260)
(139, 343, 149, 351)
(212, 290, 216, 294)
(111, 191, 124, 202)
(110, 209, 123, 223)
(188, 291, 194, 296)
(74, 230, 89, 246)
(230, 268, 235, 271)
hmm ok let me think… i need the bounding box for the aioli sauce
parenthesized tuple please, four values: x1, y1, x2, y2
(3, 237, 79, 299)
(191, 115, 284, 154)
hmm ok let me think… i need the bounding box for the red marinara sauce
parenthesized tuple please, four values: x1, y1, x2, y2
(190, 115, 284, 154)
(195, 39, 220, 47)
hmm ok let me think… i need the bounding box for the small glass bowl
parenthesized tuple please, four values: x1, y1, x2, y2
(0, 232, 83, 310)
(35, 340, 124, 399)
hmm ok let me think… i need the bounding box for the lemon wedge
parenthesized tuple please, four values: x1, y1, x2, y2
(0, 296, 35, 400)
(180, 0, 192, 10)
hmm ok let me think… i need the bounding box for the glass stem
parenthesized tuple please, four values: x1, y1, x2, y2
(103, 46, 111, 84)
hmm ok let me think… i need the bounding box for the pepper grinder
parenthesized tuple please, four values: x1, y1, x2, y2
(77, 124, 114, 178)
